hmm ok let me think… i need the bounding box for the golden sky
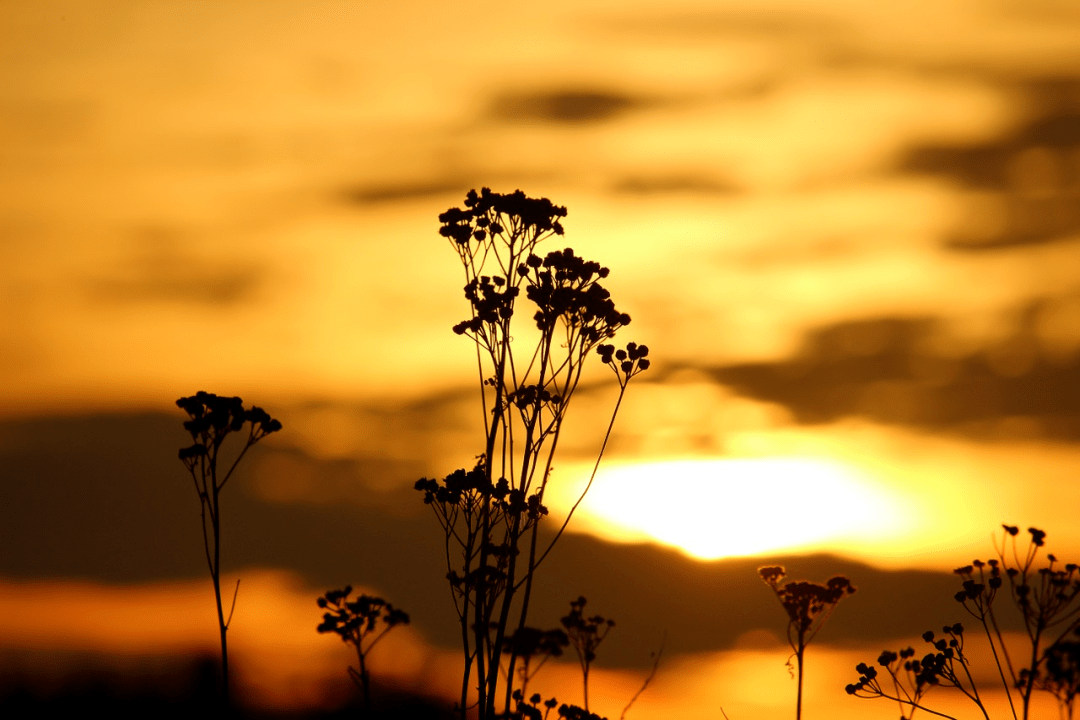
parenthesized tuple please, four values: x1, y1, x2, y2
(2, 0, 1080, 716)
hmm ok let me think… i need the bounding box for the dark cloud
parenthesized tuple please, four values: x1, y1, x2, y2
(340, 179, 471, 206)
(84, 228, 264, 306)
(897, 79, 1080, 251)
(86, 266, 262, 305)
(487, 89, 642, 124)
(702, 310, 1080, 441)
(610, 174, 742, 196)
(0, 411, 1014, 664)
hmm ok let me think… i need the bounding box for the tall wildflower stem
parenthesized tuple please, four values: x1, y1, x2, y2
(760, 566, 855, 720)
(415, 188, 650, 720)
(533, 383, 626, 572)
(177, 392, 280, 706)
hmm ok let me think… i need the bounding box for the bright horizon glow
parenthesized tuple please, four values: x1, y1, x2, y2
(558, 457, 914, 561)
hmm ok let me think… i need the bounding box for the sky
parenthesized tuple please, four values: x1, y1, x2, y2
(2, 1, 1080, 717)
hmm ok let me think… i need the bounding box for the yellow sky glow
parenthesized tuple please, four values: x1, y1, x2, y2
(555, 456, 915, 561)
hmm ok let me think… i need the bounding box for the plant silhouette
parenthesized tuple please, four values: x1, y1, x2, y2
(847, 525, 1080, 720)
(561, 596, 614, 713)
(501, 625, 569, 703)
(317, 585, 410, 714)
(847, 624, 988, 720)
(414, 188, 650, 720)
(759, 566, 855, 720)
(176, 391, 281, 705)
(1041, 632, 1080, 719)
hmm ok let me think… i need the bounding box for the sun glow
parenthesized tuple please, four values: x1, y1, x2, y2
(559, 457, 913, 561)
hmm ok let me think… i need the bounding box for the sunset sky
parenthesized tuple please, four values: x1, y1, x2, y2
(2, 1, 1079, 717)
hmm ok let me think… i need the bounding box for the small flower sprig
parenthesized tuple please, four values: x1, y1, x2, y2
(176, 391, 281, 706)
(561, 596, 615, 713)
(510, 690, 561, 720)
(317, 586, 409, 711)
(1038, 630, 1080, 715)
(502, 626, 570, 700)
(423, 189, 651, 720)
(760, 566, 855, 720)
(555, 704, 608, 720)
(847, 624, 985, 720)
(966, 525, 1080, 719)
(597, 342, 650, 388)
(849, 525, 1080, 720)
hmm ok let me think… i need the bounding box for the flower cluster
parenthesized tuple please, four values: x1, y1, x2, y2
(176, 391, 281, 467)
(414, 461, 548, 522)
(316, 585, 410, 643)
(439, 188, 567, 247)
(963, 526, 1080, 655)
(1037, 631, 1080, 710)
(414, 462, 491, 507)
(509, 690, 561, 720)
(316, 585, 409, 709)
(847, 624, 975, 718)
(561, 596, 615, 666)
(555, 705, 607, 720)
(560, 596, 615, 712)
(504, 627, 571, 704)
(953, 558, 1003, 625)
(849, 525, 1080, 720)
(518, 248, 629, 343)
(506, 383, 563, 411)
(759, 566, 855, 638)
(597, 342, 650, 387)
(453, 275, 521, 336)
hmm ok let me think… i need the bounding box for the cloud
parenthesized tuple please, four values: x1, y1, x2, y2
(339, 179, 472, 206)
(82, 228, 266, 306)
(897, 78, 1080, 251)
(704, 309, 1080, 440)
(609, 174, 742, 197)
(487, 89, 644, 125)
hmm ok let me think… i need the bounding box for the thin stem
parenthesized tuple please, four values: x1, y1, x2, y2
(981, 614, 1018, 720)
(795, 644, 804, 720)
(620, 635, 664, 720)
(225, 578, 241, 629)
(532, 385, 627, 574)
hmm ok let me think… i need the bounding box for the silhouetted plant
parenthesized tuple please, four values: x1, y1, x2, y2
(990, 526, 1080, 719)
(759, 566, 856, 720)
(503, 599, 659, 720)
(502, 626, 569, 703)
(415, 188, 650, 720)
(848, 525, 1080, 720)
(555, 704, 607, 720)
(846, 624, 987, 720)
(508, 690, 561, 720)
(317, 585, 410, 713)
(1039, 631, 1080, 720)
(176, 391, 281, 705)
(561, 596, 614, 713)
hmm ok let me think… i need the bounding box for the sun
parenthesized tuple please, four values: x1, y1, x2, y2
(550, 457, 913, 561)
